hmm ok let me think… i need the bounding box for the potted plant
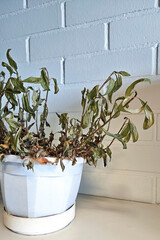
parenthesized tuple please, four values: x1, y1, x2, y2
(0, 50, 154, 235)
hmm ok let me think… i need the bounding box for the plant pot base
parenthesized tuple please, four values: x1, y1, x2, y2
(3, 204, 75, 235)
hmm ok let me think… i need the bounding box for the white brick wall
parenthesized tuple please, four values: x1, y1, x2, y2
(0, 0, 160, 204)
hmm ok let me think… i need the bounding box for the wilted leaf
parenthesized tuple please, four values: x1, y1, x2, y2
(2, 62, 14, 75)
(103, 129, 122, 139)
(0, 154, 5, 162)
(52, 78, 59, 94)
(11, 77, 26, 92)
(121, 123, 130, 137)
(11, 127, 22, 152)
(6, 49, 17, 72)
(125, 78, 151, 97)
(100, 108, 106, 123)
(41, 69, 50, 91)
(81, 111, 90, 129)
(35, 157, 48, 165)
(106, 146, 112, 159)
(119, 71, 130, 76)
(22, 94, 33, 113)
(88, 85, 99, 100)
(23, 77, 42, 83)
(60, 158, 65, 171)
(5, 117, 21, 131)
(130, 122, 139, 142)
(105, 78, 115, 95)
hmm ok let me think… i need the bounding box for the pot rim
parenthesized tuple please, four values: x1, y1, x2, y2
(3, 154, 84, 165)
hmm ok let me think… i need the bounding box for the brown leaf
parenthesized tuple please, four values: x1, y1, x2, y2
(0, 144, 9, 149)
(35, 157, 48, 165)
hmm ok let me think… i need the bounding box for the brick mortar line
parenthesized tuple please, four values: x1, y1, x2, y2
(0, 6, 158, 27)
(0, 8, 160, 41)
(0, 0, 59, 19)
(82, 169, 160, 176)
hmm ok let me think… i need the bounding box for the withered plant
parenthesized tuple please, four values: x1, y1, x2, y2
(0, 50, 154, 170)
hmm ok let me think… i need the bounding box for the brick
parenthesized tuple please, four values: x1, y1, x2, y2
(0, 39, 26, 64)
(28, 84, 83, 113)
(18, 59, 61, 82)
(79, 170, 155, 203)
(47, 87, 82, 112)
(66, 0, 154, 26)
(30, 24, 104, 61)
(137, 83, 160, 110)
(0, 3, 61, 40)
(65, 48, 152, 84)
(0, 0, 23, 16)
(102, 144, 160, 172)
(110, 13, 160, 49)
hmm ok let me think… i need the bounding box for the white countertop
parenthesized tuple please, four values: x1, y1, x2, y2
(0, 194, 160, 240)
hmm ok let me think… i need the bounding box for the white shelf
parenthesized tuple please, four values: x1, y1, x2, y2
(0, 194, 160, 240)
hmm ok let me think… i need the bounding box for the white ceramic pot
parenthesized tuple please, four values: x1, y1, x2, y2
(1, 155, 83, 218)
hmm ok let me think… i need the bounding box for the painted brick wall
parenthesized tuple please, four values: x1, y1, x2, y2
(0, 0, 160, 203)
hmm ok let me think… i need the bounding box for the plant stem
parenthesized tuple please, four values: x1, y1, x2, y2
(107, 101, 116, 131)
(35, 110, 39, 135)
(98, 71, 116, 93)
(107, 117, 129, 148)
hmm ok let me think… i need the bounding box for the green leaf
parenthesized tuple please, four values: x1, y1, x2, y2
(23, 77, 42, 83)
(124, 131, 131, 143)
(107, 75, 122, 103)
(121, 123, 130, 137)
(102, 153, 107, 167)
(119, 71, 130, 76)
(117, 97, 147, 114)
(5, 85, 18, 106)
(11, 77, 27, 92)
(113, 103, 120, 118)
(41, 69, 50, 91)
(6, 49, 17, 72)
(114, 74, 122, 92)
(52, 78, 59, 94)
(0, 71, 5, 78)
(88, 85, 99, 100)
(118, 138, 127, 149)
(100, 108, 106, 123)
(125, 78, 151, 97)
(138, 98, 154, 129)
(22, 94, 33, 113)
(2, 62, 14, 75)
(5, 117, 21, 131)
(58, 113, 68, 130)
(81, 111, 90, 129)
(0, 80, 4, 92)
(105, 78, 115, 95)
(11, 127, 22, 152)
(103, 129, 122, 139)
(130, 122, 139, 142)
(106, 146, 112, 159)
